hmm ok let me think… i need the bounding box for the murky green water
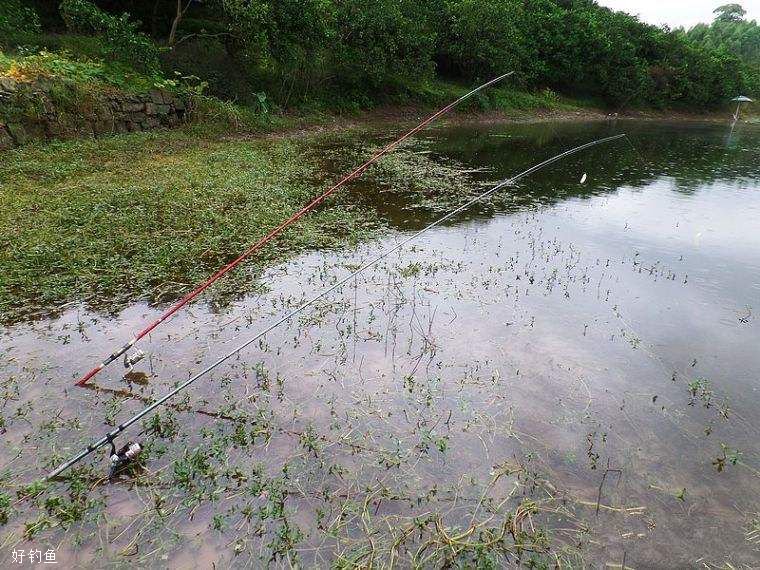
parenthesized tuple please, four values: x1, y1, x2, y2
(1, 120, 758, 567)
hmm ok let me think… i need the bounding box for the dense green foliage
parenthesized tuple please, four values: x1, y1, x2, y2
(2, 0, 758, 110)
(686, 4, 760, 94)
(59, 0, 159, 72)
(0, 0, 41, 36)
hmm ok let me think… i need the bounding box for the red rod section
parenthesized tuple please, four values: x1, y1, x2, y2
(75, 72, 513, 386)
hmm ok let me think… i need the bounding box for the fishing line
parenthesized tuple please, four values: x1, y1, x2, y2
(74, 72, 515, 387)
(621, 134, 649, 169)
(46, 133, 627, 480)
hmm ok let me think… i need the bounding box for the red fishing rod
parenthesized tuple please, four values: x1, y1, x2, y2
(75, 72, 514, 387)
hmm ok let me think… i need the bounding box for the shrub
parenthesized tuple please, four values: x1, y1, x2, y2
(0, 0, 42, 36)
(0, 0, 43, 48)
(332, 0, 437, 89)
(437, 0, 530, 82)
(0, 50, 177, 94)
(59, 0, 159, 73)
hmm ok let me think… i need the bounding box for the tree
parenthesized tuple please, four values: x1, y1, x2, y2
(713, 4, 746, 23)
(686, 2, 759, 97)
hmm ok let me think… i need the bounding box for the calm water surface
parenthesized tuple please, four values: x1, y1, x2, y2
(1, 120, 758, 567)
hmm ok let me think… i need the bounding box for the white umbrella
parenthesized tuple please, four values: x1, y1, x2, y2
(731, 96, 754, 120)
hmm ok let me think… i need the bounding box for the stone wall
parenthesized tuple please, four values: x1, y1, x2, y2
(0, 77, 188, 149)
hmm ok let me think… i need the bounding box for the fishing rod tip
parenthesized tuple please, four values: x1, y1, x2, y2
(493, 71, 515, 83)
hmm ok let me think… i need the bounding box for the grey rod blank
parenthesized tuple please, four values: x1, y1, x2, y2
(46, 133, 627, 480)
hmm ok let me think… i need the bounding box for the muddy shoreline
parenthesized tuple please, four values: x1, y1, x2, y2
(250, 103, 753, 144)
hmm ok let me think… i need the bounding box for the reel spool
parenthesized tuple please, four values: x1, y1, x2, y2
(108, 440, 142, 478)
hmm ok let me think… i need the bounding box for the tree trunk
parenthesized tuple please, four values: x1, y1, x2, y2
(168, 0, 182, 46)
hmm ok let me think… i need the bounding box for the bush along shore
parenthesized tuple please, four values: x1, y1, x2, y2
(1, 1, 758, 126)
(2, 1, 759, 147)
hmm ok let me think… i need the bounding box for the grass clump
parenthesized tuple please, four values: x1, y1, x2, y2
(0, 491, 11, 525)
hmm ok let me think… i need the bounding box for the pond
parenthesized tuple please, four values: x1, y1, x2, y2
(1, 119, 758, 567)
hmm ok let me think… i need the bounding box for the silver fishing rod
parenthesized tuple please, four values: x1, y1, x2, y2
(46, 133, 627, 480)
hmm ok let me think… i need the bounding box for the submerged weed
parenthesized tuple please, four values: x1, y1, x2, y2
(0, 492, 10, 525)
(713, 443, 742, 472)
(688, 378, 714, 408)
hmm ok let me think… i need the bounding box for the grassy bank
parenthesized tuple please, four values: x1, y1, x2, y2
(0, 45, 589, 323)
(0, 103, 505, 322)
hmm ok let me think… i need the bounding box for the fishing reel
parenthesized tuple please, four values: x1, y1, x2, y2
(108, 439, 142, 479)
(123, 349, 146, 371)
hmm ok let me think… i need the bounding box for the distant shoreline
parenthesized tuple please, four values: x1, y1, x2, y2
(249, 105, 755, 145)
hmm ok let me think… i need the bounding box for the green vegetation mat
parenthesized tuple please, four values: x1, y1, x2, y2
(0, 127, 381, 321)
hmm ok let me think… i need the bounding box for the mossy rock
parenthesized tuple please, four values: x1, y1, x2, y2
(0, 124, 14, 149)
